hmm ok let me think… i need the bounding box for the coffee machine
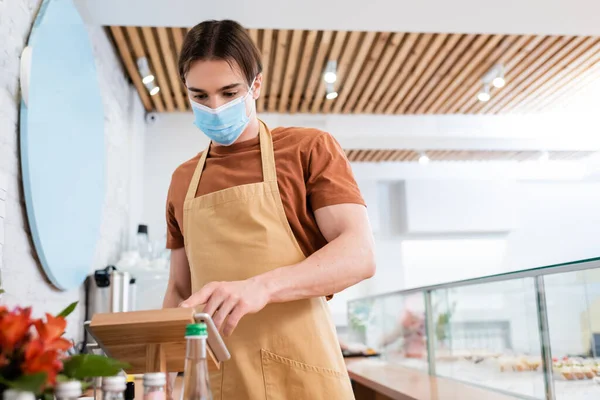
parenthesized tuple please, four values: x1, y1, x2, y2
(83, 266, 136, 351)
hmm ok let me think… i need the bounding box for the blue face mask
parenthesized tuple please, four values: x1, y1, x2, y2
(190, 80, 255, 146)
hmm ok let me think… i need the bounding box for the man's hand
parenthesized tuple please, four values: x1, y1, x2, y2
(180, 278, 270, 336)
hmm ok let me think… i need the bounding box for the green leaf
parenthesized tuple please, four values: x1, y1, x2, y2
(62, 354, 130, 379)
(57, 301, 78, 318)
(0, 289, 5, 294)
(0, 372, 48, 394)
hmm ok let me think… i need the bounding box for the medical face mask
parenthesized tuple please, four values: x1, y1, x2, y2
(190, 80, 256, 146)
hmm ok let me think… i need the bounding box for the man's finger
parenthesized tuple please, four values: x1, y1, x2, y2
(212, 296, 238, 331)
(202, 290, 227, 318)
(180, 283, 215, 308)
(223, 305, 245, 337)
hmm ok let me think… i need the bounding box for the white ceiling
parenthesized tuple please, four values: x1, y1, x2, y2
(74, 0, 600, 36)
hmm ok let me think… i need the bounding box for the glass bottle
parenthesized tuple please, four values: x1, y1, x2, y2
(55, 380, 82, 400)
(143, 372, 166, 400)
(102, 376, 126, 400)
(181, 323, 212, 400)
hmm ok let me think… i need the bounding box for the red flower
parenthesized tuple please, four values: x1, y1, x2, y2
(0, 307, 33, 351)
(22, 339, 63, 385)
(33, 314, 72, 352)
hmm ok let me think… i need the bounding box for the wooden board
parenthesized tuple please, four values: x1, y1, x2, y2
(88, 308, 220, 374)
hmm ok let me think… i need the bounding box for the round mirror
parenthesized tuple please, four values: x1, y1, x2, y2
(20, 0, 105, 290)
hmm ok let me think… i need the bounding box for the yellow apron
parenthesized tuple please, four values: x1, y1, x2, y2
(183, 121, 355, 399)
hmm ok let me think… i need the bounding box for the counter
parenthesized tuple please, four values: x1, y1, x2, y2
(346, 358, 520, 400)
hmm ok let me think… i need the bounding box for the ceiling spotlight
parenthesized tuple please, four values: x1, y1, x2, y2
(493, 76, 505, 89)
(137, 57, 155, 86)
(150, 86, 161, 96)
(142, 74, 155, 85)
(539, 151, 550, 163)
(323, 60, 337, 84)
(418, 152, 430, 165)
(325, 82, 338, 100)
(477, 84, 491, 102)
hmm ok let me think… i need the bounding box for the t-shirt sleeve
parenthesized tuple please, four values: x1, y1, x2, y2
(166, 177, 185, 249)
(306, 132, 365, 211)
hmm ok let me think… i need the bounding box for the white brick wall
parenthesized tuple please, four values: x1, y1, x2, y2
(0, 0, 145, 343)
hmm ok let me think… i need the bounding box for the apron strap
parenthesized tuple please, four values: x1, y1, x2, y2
(258, 121, 277, 183)
(185, 120, 277, 201)
(185, 144, 210, 201)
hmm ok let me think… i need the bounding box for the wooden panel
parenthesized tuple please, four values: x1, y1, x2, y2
(290, 30, 318, 113)
(278, 30, 303, 112)
(435, 35, 505, 113)
(257, 29, 273, 112)
(452, 35, 533, 113)
(364, 33, 419, 113)
(417, 35, 491, 114)
(503, 37, 599, 112)
(109, 26, 600, 115)
(125, 26, 164, 112)
(341, 32, 392, 113)
(109, 26, 152, 111)
(397, 34, 461, 114)
(353, 32, 405, 113)
(141, 27, 175, 111)
(323, 31, 369, 113)
(157, 27, 187, 111)
(300, 31, 333, 113)
(375, 34, 434, 113)
(344, 149, 594, 162)
(311, 31, 348, 113)
(267, 30, 289, 111)
(480, 36, 574, 114)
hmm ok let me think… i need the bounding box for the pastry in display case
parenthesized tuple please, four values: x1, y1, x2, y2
(347, 257, 600, 400)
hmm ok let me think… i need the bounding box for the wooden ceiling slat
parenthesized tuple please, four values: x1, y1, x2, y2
(290, 30, 318, 113)
(248, 29, 259, 46)
(353, 32, 405, 113)
(417, 35, 491, 114)
(157, 27, 187, 111)
(435, 35, 507, 113)
(451, 35, 530, 113)
(125, 26, 165, 112)
(257, 29, 273, 113)
(481, 36, 575, 114)
(267, 30, 289, 111)
(408, 34, 476, 113)
(341, 32, 391, 113)
(375, 34, 434, 113)
(364, 33, 420, 113)
(110, 26, 152, 111)
(382, 34, 449, 114)
(310, 31, 348, 113)
(330, 31, 377, 113)
(516, 42, 600, 112)
(464, 35, 545, 113)
(300, 31, 333, 113)
(278, 30, 304, 113)
(322, 31, 364, 113)
(172, 28, 185, 57)
(398, 34, 461, 114)
(504, 37, 599, 112)
(141, 27, 175, 111)
(531, 61, 600, 112)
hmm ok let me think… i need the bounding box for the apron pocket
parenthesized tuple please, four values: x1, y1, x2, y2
(260, 349, 354, 400)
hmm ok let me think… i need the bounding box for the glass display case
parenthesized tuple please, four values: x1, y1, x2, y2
(347, 258, 600, 400)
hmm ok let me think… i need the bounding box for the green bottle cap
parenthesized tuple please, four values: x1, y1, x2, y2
(185, 322, 207, 337)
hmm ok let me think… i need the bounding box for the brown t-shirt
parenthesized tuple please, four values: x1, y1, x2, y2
(166, 126, 365, 256)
